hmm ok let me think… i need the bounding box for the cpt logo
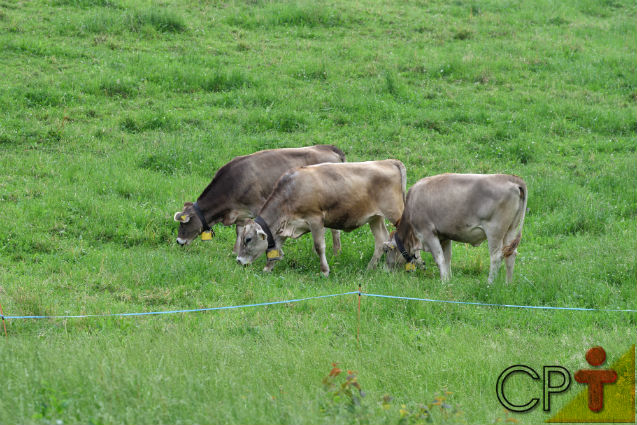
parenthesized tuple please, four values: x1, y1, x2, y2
(574, 347, 618, 412)
(496, 346, 635, 423)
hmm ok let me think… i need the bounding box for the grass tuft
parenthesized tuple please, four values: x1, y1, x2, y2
(81, 7, 186, 34)
(453, 29, 472, 40)
(52, 0, 118, 7)
(226, 2, 351, 29)
(24, 89, 62, 107)
(97, 77, 137, 97)
(243, 110, 308, 133)
(129, 8, 186, 33)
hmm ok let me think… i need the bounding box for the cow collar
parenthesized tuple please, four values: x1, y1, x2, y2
(193, 202, 214, 237)
(254, 216, 276, 250)
(394, 233, 415, 263)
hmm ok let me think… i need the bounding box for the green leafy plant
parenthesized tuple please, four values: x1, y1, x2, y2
(320, 365, 466, 424)
(321, 363, 366, 416)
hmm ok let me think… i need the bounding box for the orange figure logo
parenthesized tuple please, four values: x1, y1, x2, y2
(574, 347, 618, 412)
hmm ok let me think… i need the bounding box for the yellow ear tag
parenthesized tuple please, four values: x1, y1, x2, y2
(201, 231, 213, 241)
(405, 262, 416, 272)
(267, 249, 280, 259)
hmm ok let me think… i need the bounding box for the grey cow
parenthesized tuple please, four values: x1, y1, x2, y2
(173, 145, 345, 253)
(384, 173, 527, 283)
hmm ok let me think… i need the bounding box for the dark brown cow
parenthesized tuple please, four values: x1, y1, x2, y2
(236, 160, 406, 276)
(384, 173, 527, 284)
(173, 145, 345, 253)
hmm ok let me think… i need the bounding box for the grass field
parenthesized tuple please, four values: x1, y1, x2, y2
(0, 0, 635, 423)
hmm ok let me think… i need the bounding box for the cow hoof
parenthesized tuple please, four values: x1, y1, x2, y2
(320, 269, 330, 277)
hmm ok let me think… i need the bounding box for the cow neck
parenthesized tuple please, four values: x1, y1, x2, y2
(395, 219, 416, 263)
(254, 216, 276, 250)
(193, 202, 214, 235)
(257, 195, 286, 249)
(196, 183, 229, 227)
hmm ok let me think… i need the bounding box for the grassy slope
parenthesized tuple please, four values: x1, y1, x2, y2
(0, 0, 635, 423)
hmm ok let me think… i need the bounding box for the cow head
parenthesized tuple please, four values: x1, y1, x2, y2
(384, 231, 421, 271)
(236, 219, 269, 265)
(173, 202, 204, 245)
(383, 233, 405, 269)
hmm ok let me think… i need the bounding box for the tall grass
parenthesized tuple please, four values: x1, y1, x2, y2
(80, 6, 186, 34)
(0, 0, 635, 423)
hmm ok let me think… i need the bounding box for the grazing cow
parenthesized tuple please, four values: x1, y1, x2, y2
(236, 160, 407, 276)
(173, 145, 345, 253)
(384, 173, 527, 284)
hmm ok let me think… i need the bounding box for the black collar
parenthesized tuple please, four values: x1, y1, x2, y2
(254, 216, 276, 250)
(394, 233, 415, 263)
(193, 202, 214, 235)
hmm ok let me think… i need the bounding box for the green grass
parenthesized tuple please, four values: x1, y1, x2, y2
(0, 0, 635, 423)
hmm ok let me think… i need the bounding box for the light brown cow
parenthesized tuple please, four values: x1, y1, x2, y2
(384, 173, 527, 284)
(236, 160, 407, 276)
(173, 145, 345, 254)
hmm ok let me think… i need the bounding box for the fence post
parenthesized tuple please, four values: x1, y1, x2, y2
(0, 302, 7, 338)
(357, 284, 361, 343)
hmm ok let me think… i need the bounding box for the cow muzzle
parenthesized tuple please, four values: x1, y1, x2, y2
(236, 256, 251, 266)
(176, 238, 190, 246)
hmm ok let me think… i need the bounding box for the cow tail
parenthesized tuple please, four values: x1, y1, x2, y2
(392, 160, 407, 202)
(503, 181, 527, 257)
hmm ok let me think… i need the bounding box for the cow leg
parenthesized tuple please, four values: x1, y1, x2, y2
(441, 239, 452, 279)
(486, 229, 506, 284)
(331, 229, 341, 255)
(503, 231, 519, 283)
(504, 254, 517, 284)
(413, 251, 425, 268)
(263, 260, 276, 273)
(367, 216, 390, 270)
(233, 224, 244, 255)
(309, 221, 329, 277)
(424, 236, 449, 281)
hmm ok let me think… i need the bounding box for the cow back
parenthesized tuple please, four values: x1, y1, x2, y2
(196, 145, 345, 220)
(262, 160, 405, 231)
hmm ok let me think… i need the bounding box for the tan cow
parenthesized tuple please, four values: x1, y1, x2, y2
(384, 173, 527, 284)
(173, 145, 345, 254)
(236, 160, 407, 276)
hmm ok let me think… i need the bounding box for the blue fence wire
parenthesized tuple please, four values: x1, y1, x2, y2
(360, 293, 637, 313)
(1, 291, 635, 320)
(1, 292, 358, 320)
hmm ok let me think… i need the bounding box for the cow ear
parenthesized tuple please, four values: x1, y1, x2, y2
(256, 228, 267, 240)
(383, 240, 396, 252)
(174, 212, 190, 223)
